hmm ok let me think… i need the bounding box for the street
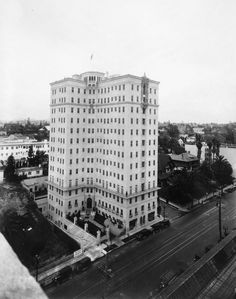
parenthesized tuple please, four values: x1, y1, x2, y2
(47, 190, 236, 299)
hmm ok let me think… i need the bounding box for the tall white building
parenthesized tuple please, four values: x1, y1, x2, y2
(48, 71, 159, 233)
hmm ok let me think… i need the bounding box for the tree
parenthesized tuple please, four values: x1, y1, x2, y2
(206, 140, 213, 164)
(215, 139, 220, 157)
(158, 134, 170, 153)
(211, 155, 233, 241)
(168, 138, 185, 154)
(196, 134, 202, 161)
(199, 161, 213, 180)
(169, 169, 194, 206)
(4, 155, 16, 181)
(212, 156, 233, 189)
(34, 150, 46, 166)
(28, 145, 34, 166)
(167, 124, 179, 139)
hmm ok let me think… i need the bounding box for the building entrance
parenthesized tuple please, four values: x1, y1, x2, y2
(87, 197, 92, 209)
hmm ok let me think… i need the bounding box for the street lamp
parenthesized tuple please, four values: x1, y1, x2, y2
(163, 204, 166, 220)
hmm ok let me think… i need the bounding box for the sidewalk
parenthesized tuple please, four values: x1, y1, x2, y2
(159, 197, 189, 213)
(159, 184, 234, 215)
(197, 255, 236, 299)
(38, 252, 85, 281)
(159, 200, 184, 221)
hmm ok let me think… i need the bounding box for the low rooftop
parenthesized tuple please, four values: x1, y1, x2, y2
(16, 166, 43, 172)
(21, 176, 48, 187)
(169, 152, 199, 162)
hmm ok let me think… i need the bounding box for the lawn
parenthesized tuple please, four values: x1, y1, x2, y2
(0, 183, 79, 271)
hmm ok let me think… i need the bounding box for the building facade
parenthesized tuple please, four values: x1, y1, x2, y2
(0, 135, 49, 163)
(48, 71, 159, 233)
(169, 153, 199, 171)
(21, 176, 48, 216)
(16, 166, 43, 178)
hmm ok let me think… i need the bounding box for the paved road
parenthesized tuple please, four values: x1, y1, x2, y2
(47, 190, 236, 299)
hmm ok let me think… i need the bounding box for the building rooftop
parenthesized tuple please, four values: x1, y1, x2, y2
(39, 126, 50, 131)
(51, 72, 160, 85)
(169, 152, 199, 162)
(21, 176, 48, 187)
(16, 166, 43, 172)
(0, 134, 37, 144)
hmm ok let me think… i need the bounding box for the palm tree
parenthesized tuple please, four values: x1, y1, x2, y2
(212, 138, 217, 162)
(196, 134, 202, 161)
(212, 155, 233, 189)
(212, 138, 220, 161)
(4, 155, 16, 181)
(215, 139, 221, 158)
(207, 141, 213, 164)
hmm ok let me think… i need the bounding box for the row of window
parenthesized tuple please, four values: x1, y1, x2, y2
(50, 145, 157, 160)
(51, 156, 156, 171)
(50, 119, 157, 135)
(52, 104, 157, 116)
(49, 174, 157, 193)
(51, 95, 158, 106)
(49, 186, 156, 211)
(53, 84, 157, 95)
(50, 128, 156, 146)
(0, 145, 48, 150)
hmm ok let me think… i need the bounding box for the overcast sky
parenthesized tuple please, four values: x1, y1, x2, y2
(1, 0, 236, 123)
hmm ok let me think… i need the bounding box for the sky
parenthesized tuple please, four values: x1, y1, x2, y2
(1, 0, 236, 123)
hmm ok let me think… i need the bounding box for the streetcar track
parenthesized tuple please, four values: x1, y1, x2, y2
(72, 220, 220, 298)
(59, 200, 236, 299)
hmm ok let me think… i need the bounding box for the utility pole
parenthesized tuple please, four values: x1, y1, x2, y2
(218, 188, 222, 241)
(35, 254, 39, 281)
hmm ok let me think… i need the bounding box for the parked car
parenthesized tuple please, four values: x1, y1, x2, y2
(74, 257, 91, 273)
(151, 219, 170, 233)
(136, 229, 153, 241)
(56, 266, 73, 284)
(160, 219, 170, 228)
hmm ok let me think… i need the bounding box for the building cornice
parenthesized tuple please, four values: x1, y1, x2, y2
(50, 73, 160, 86)
(49, 102, 159, 108)
(50, 78, 85, 86)
(100, 74, 160, 85)
(47, 181, 160, 199)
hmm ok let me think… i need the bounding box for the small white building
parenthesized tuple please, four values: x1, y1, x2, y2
(178, 138, 184, 146)
(16, 166, 43, 178)
(21, 176, 48, 216)
(186, 136, 196, 143)
(0, 167, 4, 183)
(193, 127, 205, 135)
(39, 125, 50, 132)
(0, 129, 7, 136)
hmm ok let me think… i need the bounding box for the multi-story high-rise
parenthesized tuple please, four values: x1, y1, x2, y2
(48, 71, 159, 233)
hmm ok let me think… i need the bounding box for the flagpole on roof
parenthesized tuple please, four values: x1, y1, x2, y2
(90, 54, 94, 70)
